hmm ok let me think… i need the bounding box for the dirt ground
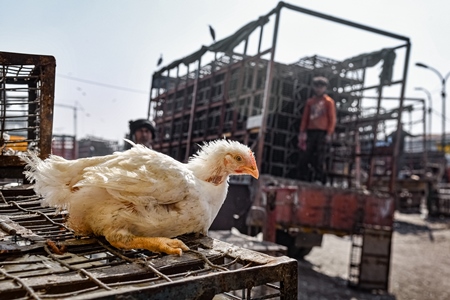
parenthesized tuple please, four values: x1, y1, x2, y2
(298, 212, 450, 300)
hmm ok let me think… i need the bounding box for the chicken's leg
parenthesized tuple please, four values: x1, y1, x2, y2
(109, 236, 190, 256)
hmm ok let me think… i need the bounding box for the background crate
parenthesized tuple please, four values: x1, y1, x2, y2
(0, 51, 56, 180)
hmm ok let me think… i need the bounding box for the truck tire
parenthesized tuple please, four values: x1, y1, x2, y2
(275, 229, 313, 259)
(290, 246, 313, 259)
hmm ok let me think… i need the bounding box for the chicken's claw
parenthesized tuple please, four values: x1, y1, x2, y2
(158, 237, 190, 256)
(109, 236, 190, 256)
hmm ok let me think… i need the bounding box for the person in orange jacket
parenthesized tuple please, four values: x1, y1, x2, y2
(298, 76, 336, 184)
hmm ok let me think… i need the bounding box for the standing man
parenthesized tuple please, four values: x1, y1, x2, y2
(298, 76, 336, 184)
(124, 119, 156, 150)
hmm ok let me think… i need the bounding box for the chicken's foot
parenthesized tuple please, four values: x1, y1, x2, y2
(110, 236, 190, 256)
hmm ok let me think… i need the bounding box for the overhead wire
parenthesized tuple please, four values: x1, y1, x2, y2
(57, 74, 148, 94)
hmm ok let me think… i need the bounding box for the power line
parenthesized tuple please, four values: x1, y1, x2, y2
(57, 74, 148, 94)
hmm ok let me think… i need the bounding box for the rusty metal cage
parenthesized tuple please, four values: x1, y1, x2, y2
(0, 51, 55, 180)
(0, 191, 298, 299)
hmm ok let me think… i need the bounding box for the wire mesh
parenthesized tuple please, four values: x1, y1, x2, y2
(0, 52, 55, 181)
(0, 190, 298, 299)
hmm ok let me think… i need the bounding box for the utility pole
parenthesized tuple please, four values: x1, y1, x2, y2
(415, 87, 432, 147)
(415, 63, 450, 152)
(54, 102, 80, 159)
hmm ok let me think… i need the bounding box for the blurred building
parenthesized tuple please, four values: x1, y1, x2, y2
(52, 135, 77, 160)
(52, 135, 119, 159)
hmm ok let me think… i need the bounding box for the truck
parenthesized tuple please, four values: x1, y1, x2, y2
(148, 2, 418, 290)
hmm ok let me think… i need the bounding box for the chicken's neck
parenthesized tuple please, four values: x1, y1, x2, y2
(202, 166, 228, 185)
(188, 163, 228, 186)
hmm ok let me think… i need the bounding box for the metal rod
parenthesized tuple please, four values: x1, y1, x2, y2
(415, 87, 432, 158)
(389, 42, 411, 193)
(185, 57, 202, 161)
(281, 2, 410, 42)
(0, 268, 42, 300)
(256, 5, 281, 172)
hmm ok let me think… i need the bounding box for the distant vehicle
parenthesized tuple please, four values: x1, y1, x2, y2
(3, 135, 27, 152)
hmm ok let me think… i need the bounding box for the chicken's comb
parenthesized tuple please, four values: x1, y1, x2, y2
(248, 149, 257, 166)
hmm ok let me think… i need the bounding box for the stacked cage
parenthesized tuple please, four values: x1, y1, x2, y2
(0, 52, 55, 181)
(151, 53, 367, 183)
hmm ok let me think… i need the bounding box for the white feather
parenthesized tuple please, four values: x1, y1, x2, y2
(22, 139, 258, 240)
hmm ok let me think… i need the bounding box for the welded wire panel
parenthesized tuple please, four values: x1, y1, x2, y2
(0, 65, 38, 152)
(0, 52, 55, 179)
(0, 191, 298, 299)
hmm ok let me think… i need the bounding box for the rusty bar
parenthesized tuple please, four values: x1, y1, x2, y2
(256, 4, 281, 172)
(389, 42, 411, 193)
(37, 58, 55, 159)
(185, 57, 202, 161)
(281, 2, 410, 42)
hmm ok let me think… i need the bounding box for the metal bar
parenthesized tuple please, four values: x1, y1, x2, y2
(175, 66, 185, 160)
(423, 100, 428, 170)
(11, 201, 73, 232)
(77, 262, 298, 300)
(257, 23, 264, 54)
(96, 238, 173, 282)
(38, 58, 56, 159)
(256, 5, 281, 172)
(342, 79, 404, 94)
(281, 2, 410, 42)
(389, 42, 411, 193)
(0, 268, 42, 300)
(44, 245, 114, 291)
(185, 57, 202, 161)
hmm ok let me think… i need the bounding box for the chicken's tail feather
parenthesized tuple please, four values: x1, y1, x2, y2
(21, 152, 73, 209)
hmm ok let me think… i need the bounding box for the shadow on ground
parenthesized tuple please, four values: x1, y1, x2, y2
(297, 259, 396, 300)
(393, 213, 450, 243)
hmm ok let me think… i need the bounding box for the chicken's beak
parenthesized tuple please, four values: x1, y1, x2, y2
(240, 150, 259, 179)
(243, 165, 259, 179)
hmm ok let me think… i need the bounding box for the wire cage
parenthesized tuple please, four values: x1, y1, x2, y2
(0, 191, 298, 299)
(0, 51, 56, 180)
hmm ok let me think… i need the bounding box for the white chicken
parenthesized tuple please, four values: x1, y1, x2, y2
(22, 139, 259, 255)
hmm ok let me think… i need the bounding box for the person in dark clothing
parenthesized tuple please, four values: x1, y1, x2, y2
(297, 76, 336, 183)
(124, 119, 156, 150)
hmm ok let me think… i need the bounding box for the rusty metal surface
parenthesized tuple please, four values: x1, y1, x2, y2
(258, 175, 394, 291)
(354, 226, 392, 291)
(209, 230, 288, 257)
(0, 51, 56, 178)
(260, 175, 395, 236)
(0, 190, 298, 299)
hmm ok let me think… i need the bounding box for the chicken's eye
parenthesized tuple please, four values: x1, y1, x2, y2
(235, 155, 242, 162)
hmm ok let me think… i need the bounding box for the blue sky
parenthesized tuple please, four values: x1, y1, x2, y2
(2, 0, 450, 142)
